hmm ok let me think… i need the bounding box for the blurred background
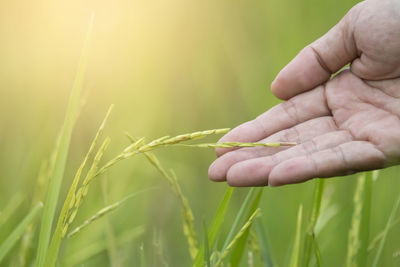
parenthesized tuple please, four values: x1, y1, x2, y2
(1, 0, 399, 266)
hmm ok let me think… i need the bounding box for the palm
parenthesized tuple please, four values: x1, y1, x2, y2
(326, 72, 400, 167)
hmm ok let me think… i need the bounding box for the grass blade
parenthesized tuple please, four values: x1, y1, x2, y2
(64, 225, 144, 266)
(229, 188, 263, 267)
(45, 137, 110, 266)
(139, 148, 198, 259)
(303, 179, 325, 267)
(0, 202, 43, 263)
(203, 221, 211, 267)
(67, 188, 150, 238)
(289, 205, 303, 267)
(0, 193, 24, 228)
(140, 243, 146, 267)
(371, 188, 400, 267)
(35, 13, 95, 267)
(18, 160, 51, 266)
(312, 233, 322, 267)
(255, 218, 274, 267)
(215, 208, 261, 267)
(346, 171, 372, 267)
(193, 187, 234, 267)
(101, 177, 119, 267)
(222, 187, 257, 251)
(43, 105, 112, 266)
(368, 217, 400, 252)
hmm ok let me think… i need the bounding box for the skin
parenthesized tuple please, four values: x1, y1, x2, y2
(208, 0, 400, 187)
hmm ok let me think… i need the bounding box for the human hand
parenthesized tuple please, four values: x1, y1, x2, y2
(208, 0, 400, 186)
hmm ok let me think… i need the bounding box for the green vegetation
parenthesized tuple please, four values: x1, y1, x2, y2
(1, 0, 399, 266)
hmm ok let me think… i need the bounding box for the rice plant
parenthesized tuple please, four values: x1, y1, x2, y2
(2, 2, 400, 266)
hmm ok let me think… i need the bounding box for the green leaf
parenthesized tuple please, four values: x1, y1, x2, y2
(303, 179, 325, 267)
(68, 187, 151, 238)
(64, 225, 144, 266)
(368, 217, 400, 252)
(222, 187, 256, 251)
(289, 205, 303, 267)
(229, 188, 263, 267)
(372, 184, 400, 267)
(215, 208, 261, 267)
(192, 187, 234, 267)
(255, 218, 274, 267)
(35, 13, 95, 267)
(203, 221, 211, 267)
(0, 193, 24, 228)
(140, 243, 146, 267)
(0, 202, 43, 263)
(346, 171, 373, 267)
(45, 137, 110, 267)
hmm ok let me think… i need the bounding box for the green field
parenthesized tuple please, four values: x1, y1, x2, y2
(0, 0, 399, 266)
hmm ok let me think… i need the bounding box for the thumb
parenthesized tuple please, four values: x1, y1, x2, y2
(271, 3, 362, 100)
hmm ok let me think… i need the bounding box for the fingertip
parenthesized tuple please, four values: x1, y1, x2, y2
(226, 160, 270, 187)
(268, 157, 313, 186)
(208, 160, 227, 182)
(267, 167, 284, 187)
(271, 76, 291, 101)
(226, 164, 250, 187)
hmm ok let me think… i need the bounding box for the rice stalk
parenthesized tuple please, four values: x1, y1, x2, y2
(247, 230, 261, 267)
(18, 125, 68, 266)
(44, 136, 110, 267)
(214, 208, 261, 267)
(97, 128, 292, 184)
(289, 205, 303, 267)
(96, 128, 230, 177)
(303, 179, 325, 267)
(42, 104, 112, 267)
(169, 170, 199, 259)
(45, 104, 112, 252)
(67, 189, 150, 238)
(254, 218, 274, 267)
(0, 193, 24, 228)
(35, 13, 94, 267)
(193, 187, 234, 267)
(229, 188, 263, 267)
(139, 128, 231, 149)
(153, 230, 169, 267)
(137, 145, 198, 259)
(368, 217, 400, 252)
(140, 243, 146, 267)
(18, 160, 50, 266)
(203, 221, 211, 267)
(64, 225, 144, 266)
(247, 230, 261, 258)
(0, 203, 43, 263)
(346, 172, 372, 267)
(101, 177, 119, 267)
(179, 141, 296, 148)
(371, 190, 400, 267)
(222, 188, 257, 251)
(44, 130, 110, 267)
